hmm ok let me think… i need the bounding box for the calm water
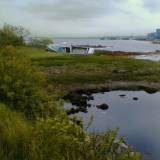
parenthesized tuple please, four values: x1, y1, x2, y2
(54, 38, 160, 52)
(65, 91, 160, 160)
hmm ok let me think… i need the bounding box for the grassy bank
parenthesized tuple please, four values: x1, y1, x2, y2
(18, 46, 160, 92)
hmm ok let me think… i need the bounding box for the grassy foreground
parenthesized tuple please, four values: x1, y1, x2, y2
(19, 46, 160, 92)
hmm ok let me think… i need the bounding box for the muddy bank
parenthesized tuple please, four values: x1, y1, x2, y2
(63, 81, 159, 115)
(63, 81, 160, 94)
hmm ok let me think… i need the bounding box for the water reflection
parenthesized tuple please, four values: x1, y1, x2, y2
(65, 91, 160, 160)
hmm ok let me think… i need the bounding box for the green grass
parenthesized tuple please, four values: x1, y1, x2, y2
(18, 46, 160, 88)
(17, 46, 60, 58)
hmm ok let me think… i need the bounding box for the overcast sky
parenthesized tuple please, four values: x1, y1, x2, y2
(0, 0, 160, 37)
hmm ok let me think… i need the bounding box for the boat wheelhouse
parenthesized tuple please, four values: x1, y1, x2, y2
(47, 43, 94, 55)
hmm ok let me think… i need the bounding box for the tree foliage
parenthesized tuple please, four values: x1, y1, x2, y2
(29, 37, 53, 48)
(0, 24, 29, 47)
(0, 46, 59, 119)
(0, 104, 36, 160)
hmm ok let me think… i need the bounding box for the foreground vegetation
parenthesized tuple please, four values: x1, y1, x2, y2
(0, 24, 141, 159)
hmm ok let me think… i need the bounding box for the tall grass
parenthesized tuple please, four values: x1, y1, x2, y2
(0, 104, 38, 160)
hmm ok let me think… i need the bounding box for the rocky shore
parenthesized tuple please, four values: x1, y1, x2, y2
(63, 81, 159, 115)
(63, 81, 159, 94)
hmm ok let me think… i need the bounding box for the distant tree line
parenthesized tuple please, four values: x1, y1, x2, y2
(0, 23, 29, 46)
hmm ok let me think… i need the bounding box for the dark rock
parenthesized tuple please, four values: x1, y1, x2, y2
(133, 97, 138, 101)
(70, 108, 76, 113)
(79, 107, 88, 113)
(79, 97, 88, 106)
(76, 89, 85, 95)
(81, 89, 92, 96)
(100, 87, 110, 93)
(104, 87, 110, 92)
(96, 103, 109, 110)
(64, 92, 82, 106)
(89, 88, 100, 93)
(86, 91, 92, 96)
(65, 93, 88, 107)
(138, 86, 158, 94)
(67, 108, 78, 115)
(119, 94, 126, 97)
(88, 95, 94, 100)
(145, 88, 158, 94)
(74, 108, 79, 113)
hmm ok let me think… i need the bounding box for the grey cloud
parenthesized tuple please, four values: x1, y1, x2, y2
(143, 0, 160, 12)
(1, 0, 160, 37)
(24, 0, 126, 20)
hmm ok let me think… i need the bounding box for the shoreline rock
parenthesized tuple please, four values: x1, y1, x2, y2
(64, 81, 159, 115)
(96, 103, 109, 110)
(133, 97, 139, 101)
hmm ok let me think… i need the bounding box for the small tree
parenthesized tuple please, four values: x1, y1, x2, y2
(0, 23, 29, 47)
(0, 46, 59, 119)
(29, 37, 53, 48)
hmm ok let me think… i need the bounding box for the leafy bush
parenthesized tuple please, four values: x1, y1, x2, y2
(0, 46, 59, 119)
(0, 103, 140, 160)
(34, 114, 85, 160)
(0, 104, 85, 160)
(0, 24, 29, 47)
(84, 130, 141, 160)
(0, 104, 38, 160)
(29, 37, 53, 48)
(34, 116, 140, 160)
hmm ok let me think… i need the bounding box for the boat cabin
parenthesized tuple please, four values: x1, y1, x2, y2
(47, 43, 94, 55)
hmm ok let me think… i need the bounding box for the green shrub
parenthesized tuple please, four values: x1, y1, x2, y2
(84, 130, 141, 160)
(0, 104, 38, 160)
(33, 114, 85, 160)
(33, 116, 141, 160)
(29, 38, 53, 48)
(0, 46, 59, 119)
(0, 104, 84, 160)
(0, 24, 29, 47)
(0, 104, 141, 160)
